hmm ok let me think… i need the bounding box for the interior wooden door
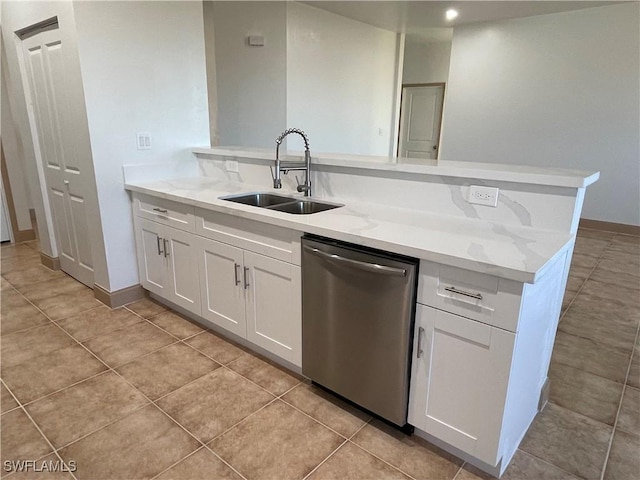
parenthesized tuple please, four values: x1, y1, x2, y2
(22, 26, 94, 286)
(398, 85, 445, 160)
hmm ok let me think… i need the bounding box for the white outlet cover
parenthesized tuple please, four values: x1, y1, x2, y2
(225, 160, 239, 173)
(469, 185, 499, 207)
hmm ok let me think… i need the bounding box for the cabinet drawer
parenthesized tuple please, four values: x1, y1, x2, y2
(134, 193, 196, 232)
(417, 261, 523, 332)
(196, 208, 301, 265)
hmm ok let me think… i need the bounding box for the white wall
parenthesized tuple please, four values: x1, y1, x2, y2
(1, 47, 33, 232)
(402, 39, 451, 85)
(203, 1, 219, 145)
(440, 3, 640, 226)
(211, 1, 287, 148)
(286, 3, 398, 156)
(73, 0, 210, 291)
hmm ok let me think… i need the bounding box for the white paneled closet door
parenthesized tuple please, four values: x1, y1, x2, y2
(22, 26, 94, 286)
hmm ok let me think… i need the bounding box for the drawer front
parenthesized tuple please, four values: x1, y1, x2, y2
(417, 261, 523, 332)
(134, 193, 196, 232)
(196, 208, 301, 265)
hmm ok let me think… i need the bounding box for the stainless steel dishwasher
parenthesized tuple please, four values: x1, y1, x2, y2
(302, 235, 418, 427)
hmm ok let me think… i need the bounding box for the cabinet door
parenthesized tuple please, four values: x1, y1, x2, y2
(133, 217, 167, 297)
(244, 251, 301, 367)
(197, 237, 246, 337)
(408, 304, 515, 466)
(164, 225, 201, 315)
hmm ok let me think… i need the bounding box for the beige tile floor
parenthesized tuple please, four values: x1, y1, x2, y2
(0, 229, 638, 480)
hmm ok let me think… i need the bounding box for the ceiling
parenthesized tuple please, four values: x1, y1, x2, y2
(303, 1, 624, 39)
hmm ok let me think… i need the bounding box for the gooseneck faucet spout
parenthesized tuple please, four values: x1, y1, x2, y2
(272, 128, 312, 196)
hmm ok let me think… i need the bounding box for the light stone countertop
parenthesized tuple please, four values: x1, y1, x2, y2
(125, 176, 574, 284)
(192, 146, 600, 188)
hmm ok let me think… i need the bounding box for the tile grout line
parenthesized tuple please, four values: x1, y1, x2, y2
(515, 448, 585, 480)
(559, 233, 617, 322)
(8, 276, 449, 480)
(277, 391, 367, 442)
(598, 319, 640, 480)
(6, 398, 79, 480)
(327, 419, 424, 480)
(8, 299, 172, 462)
(298, 413, 376, 480)
(343, 436, 423, 480)
(7, 232, 636, 479)
(12, 286, 301, 480)
(300, 438, 349, 480)
(0, 378, 22, 414)
(148, 445, 247, 480)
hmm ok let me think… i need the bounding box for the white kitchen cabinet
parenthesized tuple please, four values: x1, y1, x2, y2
(198, 236, 301, 366)
(198, 237, 246, 337)
(134, 217, 168, 298)
(244, 250, 301, 366)
(408, 304, 515, 466)
(133, 216, 201, 316)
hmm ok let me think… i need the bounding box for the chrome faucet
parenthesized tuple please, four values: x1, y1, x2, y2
(272, 128, 312, 196)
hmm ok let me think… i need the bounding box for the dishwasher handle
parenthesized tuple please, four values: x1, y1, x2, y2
(304, 246, 406, 277)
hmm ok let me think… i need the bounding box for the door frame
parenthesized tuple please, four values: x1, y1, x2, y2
(396, 82, 446, 160)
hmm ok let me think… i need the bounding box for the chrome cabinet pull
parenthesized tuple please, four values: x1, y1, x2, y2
(153, 207, 168, 214)
(417, 327, 425, 358)
(444, 286, 483, 300)
(156, 236, 163, 256)
(234, 263, 241, 286)
(163, 238, 170, 257)
(243, 267, 250, 289)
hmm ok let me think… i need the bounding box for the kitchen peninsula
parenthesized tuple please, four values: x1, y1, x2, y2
(124, 147, 598, 477)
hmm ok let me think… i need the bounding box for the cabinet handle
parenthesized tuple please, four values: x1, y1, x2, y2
(243, 267, 250, 289)
(444, 286, 483, 301)
(163, 238, 170, 257)
(153, 207, 168, 214)
(234, 263, 241, 286)
(156, 236, 164, 256)
(417, 326, 425, 358)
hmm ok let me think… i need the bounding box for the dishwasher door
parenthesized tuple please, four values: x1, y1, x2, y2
(302, 236, 418, 426)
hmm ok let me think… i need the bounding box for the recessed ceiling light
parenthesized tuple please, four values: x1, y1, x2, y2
(446, 9, 459, 21)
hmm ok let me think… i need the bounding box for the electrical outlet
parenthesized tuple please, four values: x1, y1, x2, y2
(225, 160, 239, 173)
(469, 185, 499, 207)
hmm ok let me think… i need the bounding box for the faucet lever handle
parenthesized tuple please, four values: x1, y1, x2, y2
(270, 166, 282, 189)
(295, 175, 310, 194)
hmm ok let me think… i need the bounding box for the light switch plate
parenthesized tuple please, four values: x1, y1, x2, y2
(136, 132, 151, 150)
(469, 185, 499, 207)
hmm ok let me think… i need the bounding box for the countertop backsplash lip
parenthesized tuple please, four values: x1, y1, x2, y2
(191, 146, 600, 189)
(124, 175, 574, 284)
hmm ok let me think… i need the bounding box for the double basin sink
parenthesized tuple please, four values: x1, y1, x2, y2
(220, 193, 343, 215)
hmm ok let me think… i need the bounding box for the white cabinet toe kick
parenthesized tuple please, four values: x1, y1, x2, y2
(130, 192, 569, 478)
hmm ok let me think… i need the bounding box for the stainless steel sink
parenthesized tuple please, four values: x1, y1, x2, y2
(220, 192, 342, 215)
(268, 200, 342, 215)
(220, 192, 295, 208)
